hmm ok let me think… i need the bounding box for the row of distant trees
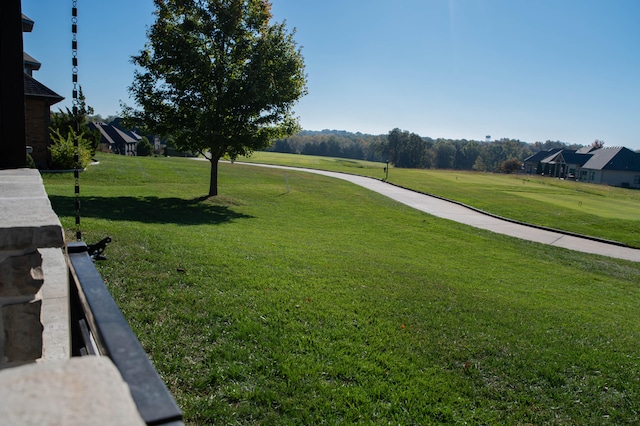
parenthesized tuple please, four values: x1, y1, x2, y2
(266, 129, 583, 173)
(50, 97, 580, 174)
(269, 130, 386, 163)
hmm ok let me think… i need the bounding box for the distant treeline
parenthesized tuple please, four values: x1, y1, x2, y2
(266, 129, 583, 172)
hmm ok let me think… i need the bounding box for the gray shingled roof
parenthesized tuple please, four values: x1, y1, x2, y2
(87, 122, 117, 145)
(88, 122, 141, 148)
(23, 52, 41, 70)
(559, 150, 591, 166)
(104, 125, 139, 144)
(576, 145, 598, 154)
(523, 148, 562, 163)
(581, 147, 640, 172)
(24, 74, 64, 103)
(22, 14, 34, 32)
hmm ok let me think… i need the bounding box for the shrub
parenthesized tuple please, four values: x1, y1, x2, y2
(137, 136, 153, 156)
(49, 127, 92, 170)
(26, 154, 36, 168)
(498, 158, 522, 174)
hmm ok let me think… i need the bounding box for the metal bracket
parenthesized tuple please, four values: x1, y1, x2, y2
(87, 237, 112, 261)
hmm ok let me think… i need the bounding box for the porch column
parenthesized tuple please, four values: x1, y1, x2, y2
(0, 0, 27, 169)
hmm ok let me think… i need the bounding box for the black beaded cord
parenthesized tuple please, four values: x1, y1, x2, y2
(72, 0, 81, 241)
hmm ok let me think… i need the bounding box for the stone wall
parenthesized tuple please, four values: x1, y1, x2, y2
(0, 168, 152, 424)
(0, 168, 65, 368)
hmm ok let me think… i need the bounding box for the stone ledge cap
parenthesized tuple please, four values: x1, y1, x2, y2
(0, 169, 64, 250)
(0, 356, 146, 426)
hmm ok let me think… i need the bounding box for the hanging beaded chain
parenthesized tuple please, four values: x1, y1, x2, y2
(72, 0, 82, 241)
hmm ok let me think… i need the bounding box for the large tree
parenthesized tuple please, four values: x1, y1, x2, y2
(386, 128, 428, 168)
(126, 0, 307, 196)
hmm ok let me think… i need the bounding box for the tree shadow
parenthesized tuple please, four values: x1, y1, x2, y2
(48, 195, 253, 226)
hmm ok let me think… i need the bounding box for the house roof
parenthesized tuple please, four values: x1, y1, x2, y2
(23, 52, 41, 71)
(576, 145, 598, 154)
(540, 150, 573, 164)
(539, 149, 587, 164)
(531, 148, 594, 167)
(559, 150, 591, 166)
(88, 122, 140, 147)
(87, 122, 117, 146)
(523, 148, 562, 163)
(24, 73, 64, 103)
(110, 118, 143, 141)
(104, 125, 139, 144)
(22, 14, 34, 32)
(581, 147, 640, 172)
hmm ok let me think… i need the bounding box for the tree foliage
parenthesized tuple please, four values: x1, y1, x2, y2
(48, 127, 92, 170)
(126, 0, 307, 196)
(387, 128, 430, 168)
(50, 86, 100, 157)
(498, 158, 523, 174)
(266, 129, 386, 162)
(137, 136, 153, 156)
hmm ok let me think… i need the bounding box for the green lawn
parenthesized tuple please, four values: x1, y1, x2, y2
(239, 152, 640, 247)
(44, 153, 640, 424)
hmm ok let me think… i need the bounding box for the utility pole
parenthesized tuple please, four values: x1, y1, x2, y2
(0, 0, 27, 168)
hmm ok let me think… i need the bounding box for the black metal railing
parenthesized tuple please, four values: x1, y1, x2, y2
(67, 242, 184, 426)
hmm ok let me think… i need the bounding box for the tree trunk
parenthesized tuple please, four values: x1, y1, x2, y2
(208, 156, 219, 197)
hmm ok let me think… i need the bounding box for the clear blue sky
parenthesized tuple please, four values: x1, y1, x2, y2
(22, 0, 640, 149)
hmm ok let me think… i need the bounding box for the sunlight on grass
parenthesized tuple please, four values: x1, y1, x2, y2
(241, 152, 640, 247)
(43, 153, 640, 424)
(509, 191, 640, 220)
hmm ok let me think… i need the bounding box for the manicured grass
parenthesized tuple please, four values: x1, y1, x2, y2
(240, 152, 640, 247)
(237, 152, 390, 176)
(44, 153, 640, 424)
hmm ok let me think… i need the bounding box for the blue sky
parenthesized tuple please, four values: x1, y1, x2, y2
(22, 0, 640, 149)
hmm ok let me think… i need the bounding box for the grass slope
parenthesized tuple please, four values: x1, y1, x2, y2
(44, 153, 640, 424)
(240, 152, 640, 247)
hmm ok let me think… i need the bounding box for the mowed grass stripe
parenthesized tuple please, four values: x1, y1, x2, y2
(44, 154, 640, 424)
(507, 191, 640, 221)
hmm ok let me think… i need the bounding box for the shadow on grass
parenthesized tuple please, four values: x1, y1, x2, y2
(48, 195, 253, 225)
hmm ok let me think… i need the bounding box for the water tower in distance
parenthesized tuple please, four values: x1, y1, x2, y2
(485, 135, 491, 143)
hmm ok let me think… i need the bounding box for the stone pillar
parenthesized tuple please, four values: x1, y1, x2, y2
(0, 169, 65, 368)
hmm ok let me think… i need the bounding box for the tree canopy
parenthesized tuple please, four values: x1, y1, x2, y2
(126, 0, 307, 196)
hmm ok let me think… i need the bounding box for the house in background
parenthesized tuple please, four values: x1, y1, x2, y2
(578, 146, 640, 188)
(538, 149, 591, 179)
(523, 148, 562, 174)
(88, 119, 141, 155)
(524, 146, 640, 189)
(22, 13, 64, 168)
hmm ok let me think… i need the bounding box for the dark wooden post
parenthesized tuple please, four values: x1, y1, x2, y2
(0, 0, 27, 169)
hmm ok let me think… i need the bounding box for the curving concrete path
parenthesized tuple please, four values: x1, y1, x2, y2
(230, 162, 640, 262)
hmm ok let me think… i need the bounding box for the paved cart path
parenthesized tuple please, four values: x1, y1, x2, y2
(230, 162, 640, 263)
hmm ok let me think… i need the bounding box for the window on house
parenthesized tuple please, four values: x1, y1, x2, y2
(589, 171, 595, 181)
(634, 175, 640, 185)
